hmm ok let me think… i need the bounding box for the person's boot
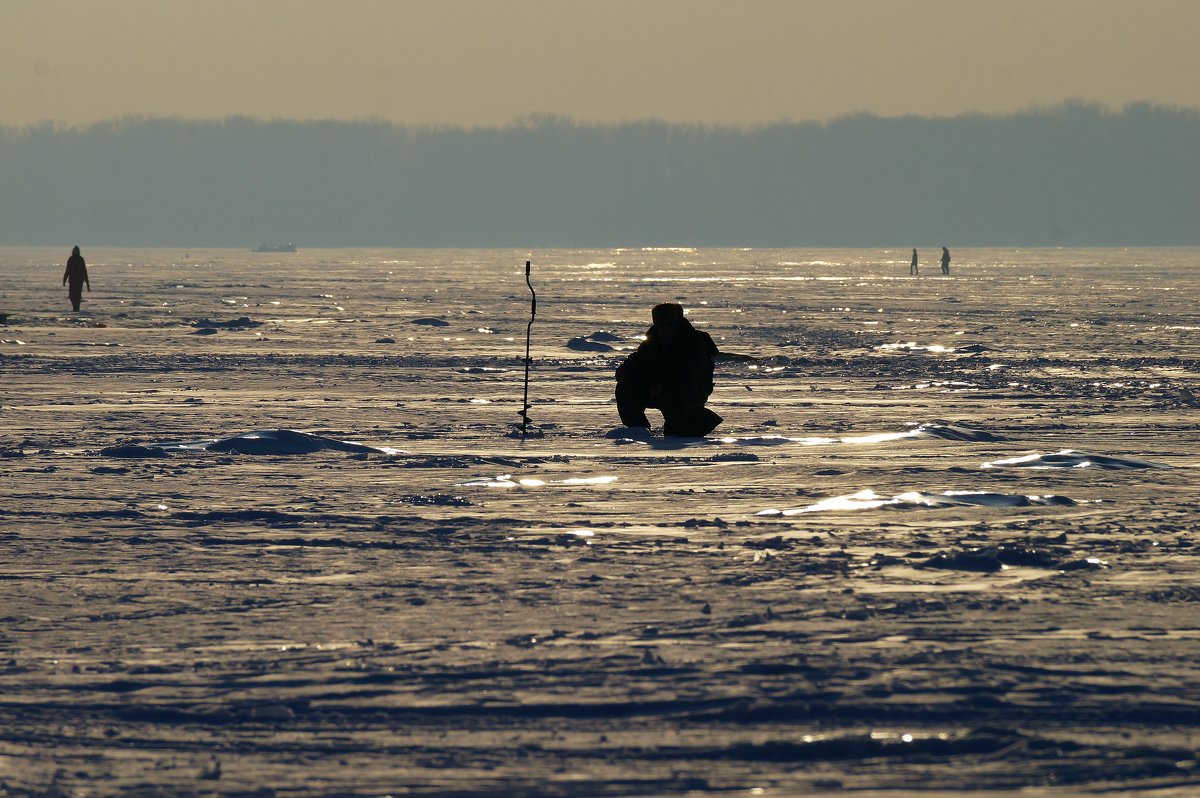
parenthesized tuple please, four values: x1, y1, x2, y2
(664, 406, 722, 437)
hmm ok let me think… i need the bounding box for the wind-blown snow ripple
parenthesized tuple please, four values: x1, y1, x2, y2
(759, 489, 1077, 515)
(982, 450, 1170, 470)
(458, 474, 618, 488)
(147, 429, 403, 456)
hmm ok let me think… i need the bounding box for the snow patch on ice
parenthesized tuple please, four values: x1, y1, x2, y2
(567, 337, 615, 352)
(149, 429, 404, 456)
(877, 341, 991, 354)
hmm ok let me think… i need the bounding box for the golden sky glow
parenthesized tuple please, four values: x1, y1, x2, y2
(4, 0, 1199, 127)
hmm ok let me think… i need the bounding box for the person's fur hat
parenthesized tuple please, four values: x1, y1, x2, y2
(651, 302, 685, 325)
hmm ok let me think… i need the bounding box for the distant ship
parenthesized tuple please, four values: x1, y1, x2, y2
(252, 243, 298, 253)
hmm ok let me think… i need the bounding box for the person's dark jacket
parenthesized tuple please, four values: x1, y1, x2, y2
(63, 253, 89, 288)
(616, 318, 718, 412)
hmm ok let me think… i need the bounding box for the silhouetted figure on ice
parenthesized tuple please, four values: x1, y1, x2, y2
(615, 303, 723, 437)
(911, 248, 919, 275)
(63, 245, 91, 312)
(941, 246, 951, 275)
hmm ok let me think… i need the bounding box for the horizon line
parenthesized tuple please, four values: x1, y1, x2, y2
(4, 99, 1198, 134)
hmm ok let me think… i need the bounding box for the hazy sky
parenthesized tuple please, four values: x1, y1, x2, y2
(4, 0, 1199, 128)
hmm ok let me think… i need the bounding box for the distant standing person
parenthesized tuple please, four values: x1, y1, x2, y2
(910, 248, 919, 276)
(940, 246, 951, 275)
(63, 245, 91, 312)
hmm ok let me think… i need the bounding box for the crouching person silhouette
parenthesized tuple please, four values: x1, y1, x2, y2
(615, 303, 723, 437)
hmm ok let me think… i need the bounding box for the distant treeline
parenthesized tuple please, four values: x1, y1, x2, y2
(2, 103, 1198, 247)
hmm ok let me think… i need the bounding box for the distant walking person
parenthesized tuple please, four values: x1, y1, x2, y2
(615, 302, 723, 437)
(910, 248, 919, 276)
(940, 246, 951, 275)
(63, 245, 91, 312)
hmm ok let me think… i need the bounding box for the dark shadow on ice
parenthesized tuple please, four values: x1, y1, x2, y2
(923, 545, 1107, 573)
(982, 450, 1170, 470)
(607, 422, 999, 449)
(204, 430, 385, 455)
(101, 444, 172, 459)
(148, 429, 399, 455)
(605, 426, 660, 442)
(505, 426, 546, 439)
(190, 317, 262, 330)
(759, 489, 1077, 515)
